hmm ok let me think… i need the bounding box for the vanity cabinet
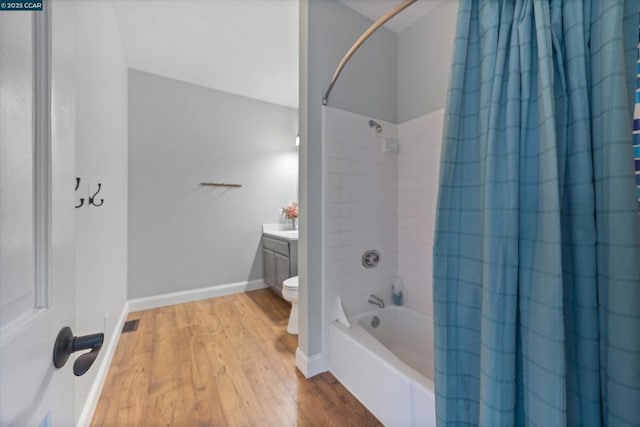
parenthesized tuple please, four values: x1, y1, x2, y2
(264, 249, 277, 288)
(263, 235, 297, 296)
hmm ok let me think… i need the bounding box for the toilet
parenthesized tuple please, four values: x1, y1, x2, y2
(282, 276, 299, 334)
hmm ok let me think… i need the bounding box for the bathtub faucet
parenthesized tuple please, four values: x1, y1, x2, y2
(368, 294, 385, 308)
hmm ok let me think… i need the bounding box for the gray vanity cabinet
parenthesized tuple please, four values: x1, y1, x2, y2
(264, 249, 277, 288)
(263, 236, 297, 296)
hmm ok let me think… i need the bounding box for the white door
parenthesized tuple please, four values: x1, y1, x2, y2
(0, 2, 77, 425)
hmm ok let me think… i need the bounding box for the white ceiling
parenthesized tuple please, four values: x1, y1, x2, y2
(338, 0, 441, 33)
(113, 0, 299, 109)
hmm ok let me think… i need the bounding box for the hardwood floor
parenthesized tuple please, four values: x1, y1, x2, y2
(91, 289, 381, 427)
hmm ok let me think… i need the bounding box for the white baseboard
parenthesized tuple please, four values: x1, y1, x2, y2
(76, 301, 129, 427)
(295, 348, 327, 378)
(127, 279, 268, 312)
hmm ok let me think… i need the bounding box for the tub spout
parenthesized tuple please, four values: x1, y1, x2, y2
(368, 294, 385, 308)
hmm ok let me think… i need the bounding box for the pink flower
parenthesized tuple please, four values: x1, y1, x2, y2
(282, 203, 298, 219)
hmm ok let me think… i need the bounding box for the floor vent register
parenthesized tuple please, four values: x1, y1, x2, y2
(121, 319, 139, 334)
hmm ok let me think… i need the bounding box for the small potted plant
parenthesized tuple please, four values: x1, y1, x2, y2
(282, 203, 299, 230)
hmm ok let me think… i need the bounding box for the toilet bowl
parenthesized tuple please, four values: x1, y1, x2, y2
(282, 276, 299, 335)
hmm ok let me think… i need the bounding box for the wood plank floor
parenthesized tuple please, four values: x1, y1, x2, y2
(92, 289, 381, 427)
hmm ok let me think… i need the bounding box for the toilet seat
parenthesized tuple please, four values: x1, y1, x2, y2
(283, 276, 298, 290)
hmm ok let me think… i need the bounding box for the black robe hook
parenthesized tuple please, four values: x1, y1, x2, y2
(75, 177, 84, 208)
(89, 183, 104, 207)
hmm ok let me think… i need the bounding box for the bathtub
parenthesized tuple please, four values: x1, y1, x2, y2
(329, 306, 435, 426)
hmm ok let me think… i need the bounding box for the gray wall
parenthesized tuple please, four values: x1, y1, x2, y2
(128, 70, 298, 299)
(398, 0, 459, 122)
(310, 0, 398, 123)
(299, 0, 398, 359)
(74, 0, 128, 418)
(298, 0, 313, 358)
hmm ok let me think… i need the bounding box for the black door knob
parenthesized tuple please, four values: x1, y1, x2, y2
(53, 326, 104, 376)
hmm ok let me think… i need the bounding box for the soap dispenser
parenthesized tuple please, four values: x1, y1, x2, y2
(392, 277, 404, 306)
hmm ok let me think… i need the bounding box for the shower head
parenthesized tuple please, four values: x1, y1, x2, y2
(368, 119, 382, 133)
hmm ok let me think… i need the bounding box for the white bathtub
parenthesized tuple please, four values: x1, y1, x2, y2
(329, 306, 436, 426)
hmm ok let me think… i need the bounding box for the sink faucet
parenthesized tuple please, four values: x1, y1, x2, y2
(368, 294, 384, 308)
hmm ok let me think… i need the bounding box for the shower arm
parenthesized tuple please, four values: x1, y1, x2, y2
(322, 0, 417, 106)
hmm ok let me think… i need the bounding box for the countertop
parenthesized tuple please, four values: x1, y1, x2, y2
(262, 224, 298, 242)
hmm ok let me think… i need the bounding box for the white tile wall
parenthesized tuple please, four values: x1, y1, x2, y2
(397, 109, 444, 317)
(322, 106, 444, 320)
(323, 107, 398, 318)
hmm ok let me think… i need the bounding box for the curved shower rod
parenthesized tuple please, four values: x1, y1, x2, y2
(322, 0, 418, 106)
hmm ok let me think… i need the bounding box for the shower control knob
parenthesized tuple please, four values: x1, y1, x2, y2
(362, 250, 380, 268)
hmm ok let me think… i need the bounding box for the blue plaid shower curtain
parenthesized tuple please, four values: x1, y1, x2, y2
(433, 1, 640, 425)
(634, 19, 640, 209)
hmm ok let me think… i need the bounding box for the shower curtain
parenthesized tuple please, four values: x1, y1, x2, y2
(433, 1, 640, 426)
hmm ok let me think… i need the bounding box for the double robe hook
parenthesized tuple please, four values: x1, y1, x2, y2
(75, 178, 104, 208)
(89, 183, 104, 207)
(75, 178, 84, 208)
